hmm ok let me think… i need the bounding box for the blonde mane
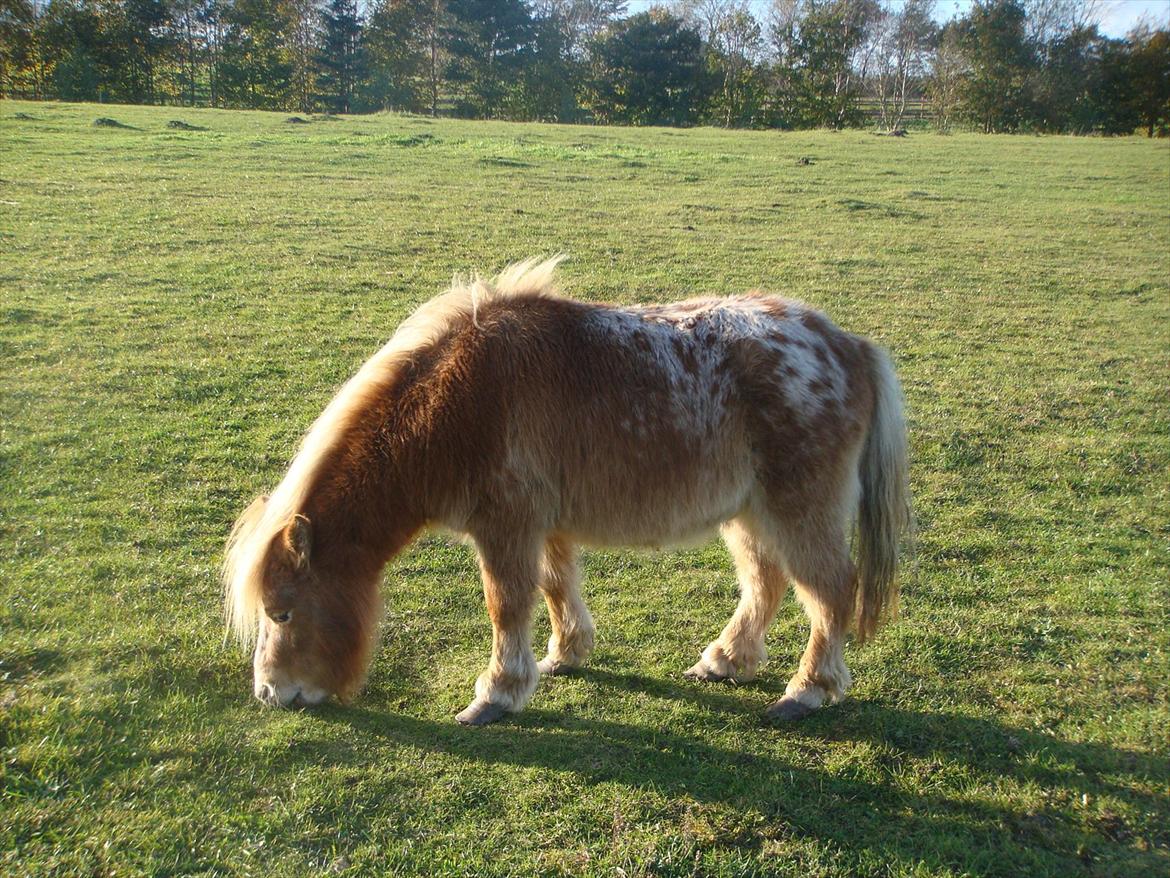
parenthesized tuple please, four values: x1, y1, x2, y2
(223, 256, 565, 645)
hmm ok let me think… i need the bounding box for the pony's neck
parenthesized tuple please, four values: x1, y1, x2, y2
(298, 346, 450, 578)
(303, 451, 425, 581)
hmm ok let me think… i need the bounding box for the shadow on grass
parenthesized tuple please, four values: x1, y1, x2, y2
(170, 664, 1151, 875)
(275, 665, 1166, 874)
(51, 652, 1165, 875)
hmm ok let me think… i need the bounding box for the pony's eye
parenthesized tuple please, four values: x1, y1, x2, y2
(271, 610, 291, 624)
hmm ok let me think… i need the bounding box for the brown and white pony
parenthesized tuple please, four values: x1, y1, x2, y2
(223, 258, 911, 725)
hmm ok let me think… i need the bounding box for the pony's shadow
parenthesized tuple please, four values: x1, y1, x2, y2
(301, 664, 1167, 871)
(97, 647, 1163, 873)
(575, 663, 787, 710)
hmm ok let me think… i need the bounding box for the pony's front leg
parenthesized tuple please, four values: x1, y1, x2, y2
(455, 535, 541, 726)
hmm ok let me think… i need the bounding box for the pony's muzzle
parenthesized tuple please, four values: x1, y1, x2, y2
(254, 678, 329, 708)
(254, 680, 286, 707)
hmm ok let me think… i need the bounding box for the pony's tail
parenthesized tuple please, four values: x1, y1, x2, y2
(854, 345, 913, 643)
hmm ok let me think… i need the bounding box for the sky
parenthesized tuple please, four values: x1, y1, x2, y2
(626, 0, 1170, 37)
(933, 0, 1169, 36)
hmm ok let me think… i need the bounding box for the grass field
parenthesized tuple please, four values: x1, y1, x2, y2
(1, 101, 1168, 877)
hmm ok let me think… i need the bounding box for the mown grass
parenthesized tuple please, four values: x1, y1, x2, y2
(1, 101, 1167, 877)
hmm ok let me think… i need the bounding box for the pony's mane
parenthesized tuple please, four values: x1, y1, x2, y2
(222, 256, 565, 645)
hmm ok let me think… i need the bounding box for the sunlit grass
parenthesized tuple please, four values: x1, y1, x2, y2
(1, 100, 1167, 877)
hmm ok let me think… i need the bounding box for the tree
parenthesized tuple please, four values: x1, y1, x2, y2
(444, 0, 533, 117)
(1023, 0, 1109, 132)
(711, 5, 762, 125)
(363, 0, 428, 111)
(1030, 23, 1104, 132)
(768, 0, 881, 129)
(362, 0, 452, 114)
(170, 0, 204, 104)
(1093, 35, 1141, 135)
(41, 0, 106, 100)
(586, 9, 710, 126)
(1, 0, 38, 97)
(517, 0, 623, 121)
(168, 0, 230, 106)
(119, 0, 174, 103)
(1127, 22, 1170, 137)
(538, 0, 624, 58)
(316, 0, 362, 112)
(871, 0, 935, 132)
(1023, 0, 1101, 48)
(954, 0, 1035, 133)
(518, 3, 576, 120)
(217, 0, 293, 109)
(927, 19, 965, 130)
(281, 0, 318, 112)
(676, 0, 764, 127)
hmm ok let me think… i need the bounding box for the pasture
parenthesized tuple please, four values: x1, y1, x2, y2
(1, 101, 1167, 877)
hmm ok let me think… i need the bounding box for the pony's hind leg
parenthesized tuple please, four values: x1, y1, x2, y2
(685, 518, 787, 683)
(766, 526, 856, 722)
(536, 535, 595, 676)
(456, 534, 542, 726)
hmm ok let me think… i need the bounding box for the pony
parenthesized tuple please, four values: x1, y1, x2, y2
(223, 258, 911, 725)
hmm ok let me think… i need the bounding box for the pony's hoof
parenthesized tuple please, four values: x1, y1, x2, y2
(537, 657, 576, 676)
(764, 696, 816, 722)
(684, 661, 731, 683)
(455, 699, 508, 726)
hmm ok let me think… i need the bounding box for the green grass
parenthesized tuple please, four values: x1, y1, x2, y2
(1, 100, 1168, 877)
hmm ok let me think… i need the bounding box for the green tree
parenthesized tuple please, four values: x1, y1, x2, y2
(218, 0, 292, 108)
(444, 0, 533, 117)
(41, 0, 105, 100)
(167, 0, 230, 106)
(542, 0, 623, 57)
(118, 0, 173, 103)
(870, 0, 937, 132)
(31, 0, 174, 103)
(1094, 34, 1141, 135)
(0, 0, 38, 96)
(362, 0, 433, 112)
(1030, 24, 1104, 133)
(1127, 23, 1170, 137)
(927, 19, 964, 130)
(280, 0, 317, 112)
(955, 0, 1035, 132)
(586, 9, 710, 126)
(676, 0, 763, 127)
(316, 0, 362, 112)
(519, 3, 579, 120)
(711, 5, 762, 126)
(768, 0, 881, 129)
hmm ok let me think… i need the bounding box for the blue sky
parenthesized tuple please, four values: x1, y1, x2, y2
(626, 0, 1170, 38)
(935, 0, 1169, 36)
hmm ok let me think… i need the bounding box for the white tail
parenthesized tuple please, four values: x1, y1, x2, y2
(855, 345, 912, 641)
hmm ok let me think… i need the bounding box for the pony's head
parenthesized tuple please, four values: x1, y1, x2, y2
(221, 257, 565, 707)
(223, 495, 381, 708)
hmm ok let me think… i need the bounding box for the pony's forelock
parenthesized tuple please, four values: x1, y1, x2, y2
(221, 256, 567, 647)
(222, 494, 269, 647)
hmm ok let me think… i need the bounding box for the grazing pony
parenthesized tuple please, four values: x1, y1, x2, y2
(223, 258, 911, 725)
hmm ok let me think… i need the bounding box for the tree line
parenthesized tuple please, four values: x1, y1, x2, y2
(1, 0, 1167, 135)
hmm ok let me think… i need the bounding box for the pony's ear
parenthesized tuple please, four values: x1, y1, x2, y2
(282, 514, 312, 570)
